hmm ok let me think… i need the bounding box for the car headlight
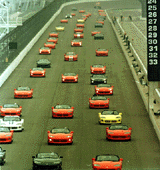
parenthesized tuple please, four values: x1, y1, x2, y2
(39, 50, 42, 53)
(6, 134, 11, 136)
(124, 132, 131, 134)
(103, 79, 106, 81)
(94, 164, 100, 166)
(66, 136, 72, 138)
(114, 164, 121, 167)
(62, 79, 65, 81)
(102, 68, 104, 70)
(49, 135, 55, 137)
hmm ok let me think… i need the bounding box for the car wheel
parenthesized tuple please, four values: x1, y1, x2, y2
(99, 121, 102, 125)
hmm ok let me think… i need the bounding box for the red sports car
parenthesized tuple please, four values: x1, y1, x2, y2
(74, 28, 83, 33)
(64, 52, 78, 61)
(99, 12, 106, 16)
(62, 73, 78, 83)
(0, 103, 22, 117)
(96, 20, 104, 25)
(92, 154, 123, 170)
(82, 14, 89, 18)
(82, 17, 87, 21)
(0, 127, 14, 143)
(96, 48, 109, 56)
(49, 31, 59, 37)
(76, 24, 84, 28)
(74, 32, 84, 38)
(60, 19, 68, 23)
(91, 30, 101, 36)
(79, 10, 85, 13)
(98, 9, 104, 12)
(48, 127, 74, 144)
(71, 39, 82, 47)
(89, 95, 110, 109)
(14, 86, 33, 98)
(30, 68, 46, 77)
(71, 13, 76, 16)
(44, 42, 56, 49)
(106, 124, 132, 141)
(95, 84, 114, 95)
(90, 64, 106, 74)
(39, 47, 51, 55)
(47, 37, 58, 44)
(52, 104, 74, 118)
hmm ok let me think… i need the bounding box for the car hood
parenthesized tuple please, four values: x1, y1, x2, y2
(0, 132, 12, 137)
(90, 100, 108, 103)
(94, 161, 121, 168)
(91, 77, 107, 80)
(91, 68, 104, 70)
(53, 109, 73, 113)
(34, 158, 61, 165)
(15, 91, 31, 94)
(37, 61, 50, 64)
(96, 87, 111, 90)
(49, 133, 72, 138)
(108, 130, 130, 134)
(31, 71, 44, 73)
(1, 108, 21, 112)
(100, 115, 121, 119)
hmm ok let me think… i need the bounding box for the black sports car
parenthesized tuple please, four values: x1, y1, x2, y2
(72, 7, 77, 11)
(94, 34, 104, 40)
(94, 6, 101, 9)
(90, 75, 107, 84)
(36, 59, 51, 68)
(95, 23, 103, 28)
(32, 152, 63, 170)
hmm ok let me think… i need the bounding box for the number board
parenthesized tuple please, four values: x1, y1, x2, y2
(147, 0, 160, 81)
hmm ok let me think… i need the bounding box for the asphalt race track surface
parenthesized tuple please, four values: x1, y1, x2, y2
(0, 1, 160, 170)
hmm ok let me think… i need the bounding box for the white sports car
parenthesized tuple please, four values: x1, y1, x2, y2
(0, 116, 24, 131)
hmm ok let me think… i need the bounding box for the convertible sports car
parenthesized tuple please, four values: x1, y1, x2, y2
(0, 103, 22, 117)
(37, 59, 51, 68)
(71, 39, 82, 47)
(77, 18, 85, 23)
(90, 75, 107, 84)
(98, 110, 122, 124)
(64, 52, 78, 61)
(44, 42, 56, 49)
(92, 154, 123, 170)
(65, 14, 72, 18)
(91, 30, 101, 36)
(14, 86, 33, 98)
(72, 7, 77, 11)
(76, 23, 84, 28)
(96, 20, 104, 25)
(49, 31, 59, 37)
(106, 124, 132, 140)
(0, 127, 13, 143)
(30, 68, 46, 77)
(39, 47, 51, 54)
(79, 10, 85, 13)
(47, 37, 58, 44)
(0, 116, 24, 131)
(89, 96, 110, 109)
(96, 48, 109, 56)
(52, 104, 74, 118)
(90, 64, 106, 74)
(55, 26, 65, 31)
(94, 33, 104, 40)
(32, 152, 63, 170)
(60, 19, 68, 23)
(74, 32, 84, 38)
(48, 127, 74, 144)
(95, 84, 114, 95)
(74, 27, 83, 33)
(62, 73, 78, 83)
(95, 23, 103, 28)
(0, 147, 6, 165)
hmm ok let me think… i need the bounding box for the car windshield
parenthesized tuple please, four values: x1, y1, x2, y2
(3, 104, 19, 108)
(45, 42, 54, 44)
(48, 37, 56, 40)
(96, 155, 119, 162)
(109, 125, 128, 130)
(92, 75, 106, 78)
(101, 111, 119, 115)
(16, 87, 31, 91)
(0, 127, 10, 132)
(3, 117, 21, 121)
(66, 52, 75, 55)
(72, 39, 81, 42)
(57, 26, 63, 28)
(50, 32, 57, 34)
(37, 153, 59, 159)
(41, 47, 50, 50)
(51, 128, 70, 134)
(54, 105, 71, 109)
(97, 49, 107, 51)
(97, 84, 111, 87)
(95, 23, 102, 25)
(91, 96, 107, 100)
(32, 68, 44, 71)
(38, 59, 49, 62)
(64, 73, 76, 76)
(75, 33, 82, 34)
(92, 65, 104, 68)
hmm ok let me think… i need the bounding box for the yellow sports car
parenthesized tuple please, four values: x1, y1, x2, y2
(55, 26, 65, 31)
(77, 19, 85, 23)
(98, 110, 122, 124)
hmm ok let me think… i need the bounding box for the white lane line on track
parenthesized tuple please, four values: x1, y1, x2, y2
(131, 22, 147, 40)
